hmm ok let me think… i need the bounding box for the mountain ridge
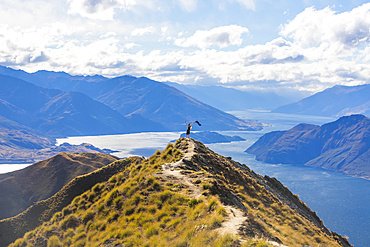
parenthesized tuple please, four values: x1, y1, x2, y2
(0, 152, 119, 220)
(0, 156, 142, 247)
(1, 138, 351, 247)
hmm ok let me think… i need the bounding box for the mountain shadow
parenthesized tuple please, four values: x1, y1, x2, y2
(0, 152, 119, 220)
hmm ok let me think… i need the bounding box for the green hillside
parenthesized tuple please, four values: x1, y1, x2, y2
(3, 139, 351, 247)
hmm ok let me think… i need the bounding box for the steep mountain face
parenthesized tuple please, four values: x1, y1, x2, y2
(0, 74, 165, 137)
(0, 115, 55, 163)
(0, 66, 263, 131)
(0, 119, 53, 151)
(273, 84, 370, 117)
(97, 77, 262, 131)
(1, 139, 350, 247)
(0, 114, 119, 163)
(0, 113, 118, 163)
(0, 99, 36, 127)
(246, 114, 370, 179)
(0, 152, 119, 220)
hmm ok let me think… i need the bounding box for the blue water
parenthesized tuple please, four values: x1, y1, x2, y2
(55, 111, 369, 246)
(208, 141, 370, 247)
(0, 163, 33, 174)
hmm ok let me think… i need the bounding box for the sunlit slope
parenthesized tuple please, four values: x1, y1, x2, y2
(4, 139, 351, 247)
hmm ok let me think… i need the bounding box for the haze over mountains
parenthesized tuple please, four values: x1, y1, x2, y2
(273, 84, 370, 117)
(246, 114, 370, 179)
(165, 82, 298, 111)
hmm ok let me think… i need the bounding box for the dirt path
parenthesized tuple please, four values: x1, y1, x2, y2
(159, 139, 202, 199)
(156, 139, 290, 246)
(159, 139, 249, 238)
(217, 205, 248, 236)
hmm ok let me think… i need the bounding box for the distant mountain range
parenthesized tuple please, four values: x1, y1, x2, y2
(246, 114, 370, 179)
(165, 82, 297, 111)
(0, 152, 118, 220)
(273, 84, 370, 117)
(0, 118, 116, 163)
(0, 74, 165, 137)
(96, 77, 262, 131)
(0, 65, 262, 133)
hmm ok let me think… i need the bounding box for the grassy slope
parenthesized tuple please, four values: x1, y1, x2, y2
(0, 156, 141, 247)
(0, 152, 119, 220)
(5, 139, 350, 247)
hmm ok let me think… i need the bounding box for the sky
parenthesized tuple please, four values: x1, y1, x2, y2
(0, 0, 370, 94)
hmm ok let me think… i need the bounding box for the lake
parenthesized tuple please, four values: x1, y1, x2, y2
(0, 163, 33, 174)
(17, 111, 370, 246)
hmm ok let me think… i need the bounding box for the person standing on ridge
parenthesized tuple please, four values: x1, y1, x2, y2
(185, 121, 201, 138)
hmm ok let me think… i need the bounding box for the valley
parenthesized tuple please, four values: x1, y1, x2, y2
(0, 66, 369, 246)
(1, 1, 369, 246)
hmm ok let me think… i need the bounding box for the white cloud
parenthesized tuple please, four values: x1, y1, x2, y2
(1, 1, 369, 94)
(175, 25, 249, 49)
(280, 4, 370, 51)
(161, 26, 168, 34)
(0, 0, 68, 28)
(131, 26, 156, 36)
(0, 24, 74, 66)
(68, 0, 136, 20)
(178, 0, 197, 12)
(125, 42, 140, 49)
(229, 0, 255, 10)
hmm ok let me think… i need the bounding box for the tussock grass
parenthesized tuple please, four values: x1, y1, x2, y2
(9, 139, 347, 247)
(10, 142, 228, 246)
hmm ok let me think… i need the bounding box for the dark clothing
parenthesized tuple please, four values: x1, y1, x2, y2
(186, 125, 191, 135)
